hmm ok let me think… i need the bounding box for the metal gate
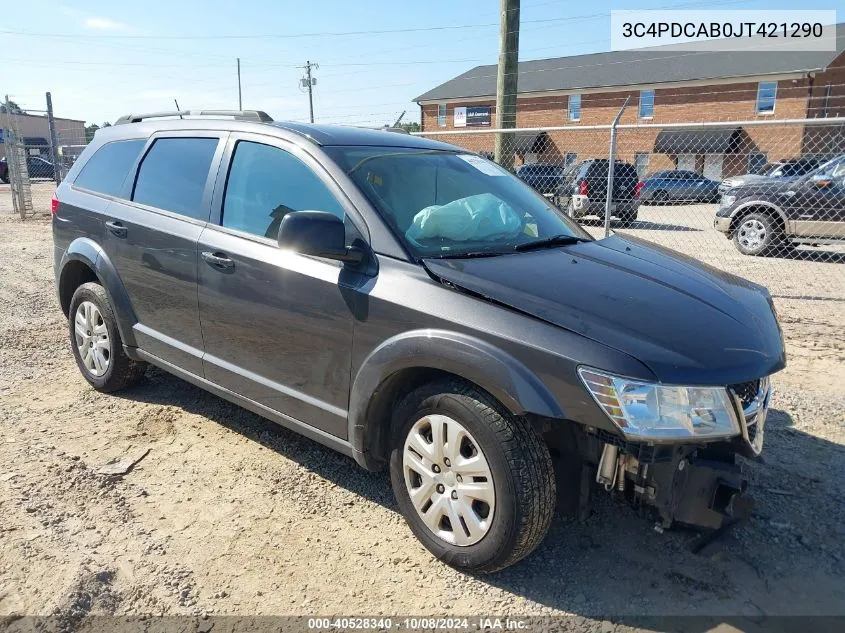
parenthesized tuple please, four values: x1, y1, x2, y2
(2, 98, 34, 219)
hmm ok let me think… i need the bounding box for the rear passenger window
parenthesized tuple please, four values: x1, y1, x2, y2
(222, 141, 344, 239)
(74, 139, 146, 197)
(132, 138, 218, 220)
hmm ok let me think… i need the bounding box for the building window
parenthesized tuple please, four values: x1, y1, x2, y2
(564, 152, 577, 167)
(635, 152, 650, 178)
(756, 82, 777, 114)
(568, 94, 581, 121)
(437, 104, 447, 127)
(748, 152, 768, 174)
(639, 90, 655, 118)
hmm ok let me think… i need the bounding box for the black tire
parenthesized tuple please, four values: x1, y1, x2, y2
(652, 190, 668, 205)
(732, 211, 780, 256)
(616, 210, 638, 228)
(68, 282, 146, 392)
(389, 379, 555, 573)
(0, 174, 9, 185)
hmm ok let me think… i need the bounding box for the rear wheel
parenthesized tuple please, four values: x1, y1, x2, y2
(733, 212, 781, 256)
(68, 282, 146, 392)
(652, 190, 668, 205)
(616, 210, 638, 228)
(389, 379, 555, 573)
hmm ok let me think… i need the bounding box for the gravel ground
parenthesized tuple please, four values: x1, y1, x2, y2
(1, 191, 844, 629)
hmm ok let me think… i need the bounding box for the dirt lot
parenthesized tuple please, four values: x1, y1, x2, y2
(1, 187, 844, 628)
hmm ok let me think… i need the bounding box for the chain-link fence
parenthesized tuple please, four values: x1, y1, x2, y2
(414, 117, 845, 309)
(1, 93, 88, 218)
(2, 91, 843, 312)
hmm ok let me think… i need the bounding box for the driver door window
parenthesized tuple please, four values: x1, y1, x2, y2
(222, 141, 345, 239)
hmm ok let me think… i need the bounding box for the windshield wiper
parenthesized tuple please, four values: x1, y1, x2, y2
(432, 250, 512, 259)
(513, 234, 590, 252)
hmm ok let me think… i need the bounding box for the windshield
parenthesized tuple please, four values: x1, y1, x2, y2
(805, 155, 845, 180)
(326, 146, 591, 259)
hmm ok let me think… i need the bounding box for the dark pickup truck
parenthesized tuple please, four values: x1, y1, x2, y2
(715, 155, 845, 255)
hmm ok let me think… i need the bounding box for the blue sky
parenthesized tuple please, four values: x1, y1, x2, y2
(2, 0, 840, 126)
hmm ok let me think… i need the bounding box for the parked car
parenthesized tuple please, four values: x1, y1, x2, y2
(555, 159, 642, 226)
(27, 156, 55, 180)
(719, 157, 820, 194)
(54, 111, 784, 572)
(515, 162, 564, 197)
(0, 155, 55, 182)
(639, 170, 720, 204)
(715, 155, 845, 255)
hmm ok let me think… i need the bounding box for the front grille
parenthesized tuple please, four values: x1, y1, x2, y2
(731, 380, 760, 410)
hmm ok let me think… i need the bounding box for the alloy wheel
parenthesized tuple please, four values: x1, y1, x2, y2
(402, 414, 495, 546)
(74, 301, 110, 377)
(738, 218, 767, 251)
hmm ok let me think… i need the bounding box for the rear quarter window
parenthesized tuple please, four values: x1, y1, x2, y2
(73, 139, 146, 197)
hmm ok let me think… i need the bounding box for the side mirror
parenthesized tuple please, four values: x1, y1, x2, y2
(278, 211, 363, 264)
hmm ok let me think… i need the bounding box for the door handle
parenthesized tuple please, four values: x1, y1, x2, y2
(105, 220, 127, 238)
(201, 251, 235, 270)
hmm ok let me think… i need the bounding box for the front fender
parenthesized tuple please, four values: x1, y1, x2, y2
(348, 329, 564, 469)
(730, 200, 789, 227)
(60, 237, 138, 348)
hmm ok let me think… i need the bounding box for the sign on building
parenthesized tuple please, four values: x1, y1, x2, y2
(454, 106, 491, 128)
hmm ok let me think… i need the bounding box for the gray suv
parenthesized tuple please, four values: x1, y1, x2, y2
(53, 111, 785, 572)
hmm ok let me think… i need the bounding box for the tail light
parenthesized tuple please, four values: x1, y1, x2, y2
(578, 180, 588, 196)
(51, 194, 59, 216)
(634, 181, 644, 198)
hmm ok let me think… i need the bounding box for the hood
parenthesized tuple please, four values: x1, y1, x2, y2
(722, 173, 802, 189)
(424, 235, 786, 385)
(728, 177, 804, 197)
(722, 174, 770, 187)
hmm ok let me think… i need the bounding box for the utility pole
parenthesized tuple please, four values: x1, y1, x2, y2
(45, 92, 61, 184)
(300, 61, 319, 123)
(494, 0, 520, 170)
(237, 58, 243, 110)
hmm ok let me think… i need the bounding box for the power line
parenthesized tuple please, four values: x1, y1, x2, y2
(0, 0, 749, 41)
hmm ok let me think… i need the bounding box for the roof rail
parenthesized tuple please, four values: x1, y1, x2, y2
(114, 110, 273, 125)
(356, 125, 410, 134)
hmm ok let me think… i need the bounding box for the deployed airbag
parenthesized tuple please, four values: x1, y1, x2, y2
(405, 193, 523, 244)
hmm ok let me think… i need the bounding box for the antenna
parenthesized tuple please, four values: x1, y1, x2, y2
(174, 98, 183, 119)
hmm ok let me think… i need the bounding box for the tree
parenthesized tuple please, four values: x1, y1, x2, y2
(84, 122, 112, 143)
(399, 122, 421, 133)
(0, 100, 24, 114)
(84, 124, 100, 143)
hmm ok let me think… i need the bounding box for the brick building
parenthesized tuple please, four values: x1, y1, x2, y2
(0, 111, 86, 161)
(415, 25, 845, 179)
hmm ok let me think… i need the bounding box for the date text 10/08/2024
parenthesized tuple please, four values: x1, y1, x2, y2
(307, 617, 530, 630)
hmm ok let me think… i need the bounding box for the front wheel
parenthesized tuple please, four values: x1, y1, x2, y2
(733, 212, 779, 256)
(389, 379, 556, 573)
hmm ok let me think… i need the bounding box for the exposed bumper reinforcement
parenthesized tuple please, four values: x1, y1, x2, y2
(649, 453, 752, 532)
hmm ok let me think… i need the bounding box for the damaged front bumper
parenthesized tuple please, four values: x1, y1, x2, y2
(594, 438, 755, 533)
(591, 377, 771, 534)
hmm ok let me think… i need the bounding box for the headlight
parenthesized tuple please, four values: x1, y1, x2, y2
(720, 195, 736, 207)
(578, 368, 740, 441)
